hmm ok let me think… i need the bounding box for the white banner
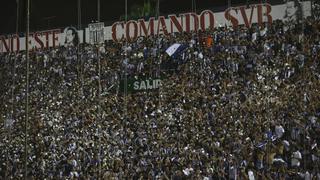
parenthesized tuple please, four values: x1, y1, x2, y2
(0, 27, 84, 53)
(0, 1, 312, 53)
(87, 1, 311, 42)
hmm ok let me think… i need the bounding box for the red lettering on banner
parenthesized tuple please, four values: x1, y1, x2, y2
(190, 13, 199, 32)
(265, 4, 272, 24)
(257, 5, 263, 26)
(43, 31, 51, 48)
(157, 16, 169, 35)
(258, 4, 272, 26)
(168, 15, 183, 33)
(11, 34, 20, 52)
(180, 13, 190, 32)
(239, 5, 255, 28)
(200, 10, 215, 31)
(126, 20, 138, 42)
(0, 36, 10, 52)
(224, 8, 239, 29)
(10, 36, 14, 52)
(181, 13, 199, 32)
(52, 29, 60, 48)
(34, 32, 44, 49)
(112, 22, 125, 42)
(138, 18, 155, 37)
(0, 4, 278, 45)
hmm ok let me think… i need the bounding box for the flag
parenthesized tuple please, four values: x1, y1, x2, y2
(165, 43, 187, 59)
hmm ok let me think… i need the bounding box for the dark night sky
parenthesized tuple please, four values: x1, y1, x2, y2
(0, 0, 265, 35)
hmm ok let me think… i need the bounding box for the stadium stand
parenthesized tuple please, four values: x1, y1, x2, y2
(0, 2, 320, 179)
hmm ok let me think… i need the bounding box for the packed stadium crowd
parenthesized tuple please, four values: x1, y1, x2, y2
(1, 3, 320, 179)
